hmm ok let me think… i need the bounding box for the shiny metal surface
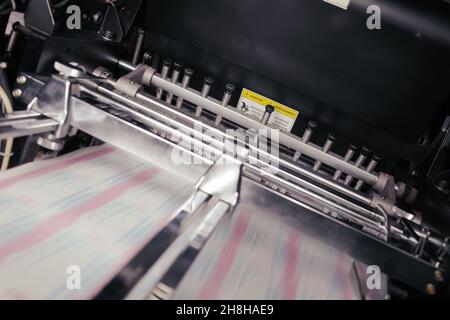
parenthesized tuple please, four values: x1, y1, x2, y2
(150, 72, 380, 187)
(3, 65, 449, 297)
(69, 92, 211, 183)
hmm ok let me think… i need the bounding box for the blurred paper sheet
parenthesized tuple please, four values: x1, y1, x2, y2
(174, 206, 360, 300)
(0, 144, 360, 300)
(0, 145, 193, 299)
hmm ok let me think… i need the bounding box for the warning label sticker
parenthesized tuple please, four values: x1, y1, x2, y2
(237, 88, 299, 133)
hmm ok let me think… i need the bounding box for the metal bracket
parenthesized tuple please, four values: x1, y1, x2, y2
(28, 62, 87, 151)
(99, 3, 124, 42)
(5, 11, 25, 36)
(24, 0, 54, 36)
(115, 65, 156, 97)
(195, 153, 244, 207)
(371, 172, 418, 223)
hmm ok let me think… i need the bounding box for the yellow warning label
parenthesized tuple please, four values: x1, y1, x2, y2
(241, 89, 299, 119)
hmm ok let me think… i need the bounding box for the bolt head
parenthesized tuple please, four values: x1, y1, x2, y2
(373, 155, 382, 162)
(434, 270, 444, 282)
(143, 52, 152, 63)
(426, 283, 436, 295)
(265, 105, 275, 113)
(328, 133, 337, 142)
(174, 62, 183, 71)
(204, 77, 214, 85)
(16, 75, 27, 85)
(307, 121, 318, 129)
(184, 68, 194, 77)
(102, 30, 115, 40)
(225, 83, 236, 92)
(93, 12, 103, 24)
(361, 146, 372, 156)
(12, 89, 22, 98)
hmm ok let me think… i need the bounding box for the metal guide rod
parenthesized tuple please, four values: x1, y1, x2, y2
(132, 90, 374, 206)
(246, 154, 384, 224)
(72, 89, 213, 183)
(79, 80, 383, 225)
(7, 72, 450, 267)
(88, 86, 226, 156)
(116, 62, 380, 187)
(0, 118, 58, 140)
(78, 77, 375, 207)
(22, 70, 372, 209)
(149, 73, 379, 186)
(13, 69, 417, 227)
(86, 87, 392, 230)
(243, 165, 384, 232)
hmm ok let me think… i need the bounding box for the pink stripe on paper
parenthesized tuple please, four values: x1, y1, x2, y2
(338, 257, 354, 300)
(89, 199, 191, 299)
(0, 167, 160, 263)
(0, 147, 115, 191)
(198, 210, 251, 299)
(282, 230, 300, 300)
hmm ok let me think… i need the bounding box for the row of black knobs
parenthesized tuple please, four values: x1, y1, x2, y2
(148, 55, 381, 190)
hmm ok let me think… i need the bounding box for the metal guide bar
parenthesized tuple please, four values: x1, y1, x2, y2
(77, 83, 387, 229)
(4, 72, 450, 296)
(150, 74, 379, 186)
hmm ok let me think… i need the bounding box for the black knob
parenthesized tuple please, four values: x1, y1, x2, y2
(184, 68, 194, 77)
(373, 155, 382, 162)
(361, 146, 372, 156)
(204, 77, 214, 85)
(225, 83, 236, 93)
(328, 133, 337, 142)
(163, 59, 172, 67)
(308, 121, 318, 130)
(265, 105, 275, 114)
(173, 62, 183, 72)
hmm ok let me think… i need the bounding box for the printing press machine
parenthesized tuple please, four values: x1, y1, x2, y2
(0, 0, 450, 299)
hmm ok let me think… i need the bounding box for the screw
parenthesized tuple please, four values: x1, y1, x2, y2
(143, 52, 152, 64)
(434, 270, 444, 282)
(197, 77, 214, 116)
(345, 146, 371, 186)
(313, 133, 337, 171)
(355, 154, 382, 190)
(102, 30, 115, 40)
(16, 75, 27, 85)
(157, 59, 172, 100)
(176, 68, 194, 108)
(12, 89, 22, 98)
(293, 121, 318, 162)
(426, 283, 436, 295)
(166, 62, 182, 104)
(334, 144, 358, 181)
(93, 12, 103, 25)
(216, 83, 235, 125)
(261, 104, 275, 125)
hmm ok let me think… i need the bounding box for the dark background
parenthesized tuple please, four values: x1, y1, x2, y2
(141, 0, 450, 175)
